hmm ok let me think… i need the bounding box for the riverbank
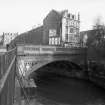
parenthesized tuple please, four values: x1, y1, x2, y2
(87, 62, 105, 89)
(61, 62, 105, 90)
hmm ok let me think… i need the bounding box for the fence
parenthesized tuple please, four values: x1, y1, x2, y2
(0, 48, 16, 105)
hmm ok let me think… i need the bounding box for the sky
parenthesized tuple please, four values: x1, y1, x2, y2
(0, 0, 105, 34)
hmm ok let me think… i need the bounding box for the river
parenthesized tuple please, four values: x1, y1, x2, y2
(26, 73, 105, 105)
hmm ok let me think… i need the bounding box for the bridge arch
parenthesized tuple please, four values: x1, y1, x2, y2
(27, 60, 83, 80)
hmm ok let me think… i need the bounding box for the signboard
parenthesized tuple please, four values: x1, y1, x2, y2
(49, 29, 56, 37)
(17, 45, 56, 55)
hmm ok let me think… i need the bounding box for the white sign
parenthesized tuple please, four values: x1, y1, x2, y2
(49, 29, 56, 37)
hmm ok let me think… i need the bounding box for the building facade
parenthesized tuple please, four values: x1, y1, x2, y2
(43, 10, 80, 47)
(0, 35, 4, 45)
(61, 10, 80, 47)
(3, 32, 18, 45)
(43, 10, 61, 46)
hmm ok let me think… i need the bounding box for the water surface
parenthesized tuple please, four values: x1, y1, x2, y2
(29, 75, 105, 105)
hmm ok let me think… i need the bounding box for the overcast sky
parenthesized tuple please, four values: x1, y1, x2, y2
(0, 0, 105, 34)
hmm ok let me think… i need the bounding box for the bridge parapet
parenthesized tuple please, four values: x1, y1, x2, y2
(17, 44, 86, 56)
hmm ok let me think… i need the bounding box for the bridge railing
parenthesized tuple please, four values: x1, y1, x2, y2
(0, 48, 16, 105)
(17, 44, 87, 55)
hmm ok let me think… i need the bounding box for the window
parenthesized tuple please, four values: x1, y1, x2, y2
(49, 38, 52, 45)
(74, 21, 76, 27)
(52, 38, 54, 45)
(65, 26, 68, 34)
(54, 38, 57, 45)
(69, 21, 71, 26)
(70, 21, 73, 26)
(49, 37, 61, 45)
(76, 22, 79, 28)
(70, 28, 74, 33)
(68, 14, 70, 18)
(72, 15, 74, 19)
(73, 29, 76, 34)
(68, 35, 73, 42)
(58, 38, 60, 45)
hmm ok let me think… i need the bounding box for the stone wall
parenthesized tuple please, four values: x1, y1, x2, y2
(87, 62, 105, 89)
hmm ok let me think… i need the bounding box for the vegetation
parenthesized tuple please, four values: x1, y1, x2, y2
(87, 17, 105, 60)
(92, 17, 105, 47)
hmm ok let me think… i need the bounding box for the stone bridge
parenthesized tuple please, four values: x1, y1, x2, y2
(17, 44, 87, 79)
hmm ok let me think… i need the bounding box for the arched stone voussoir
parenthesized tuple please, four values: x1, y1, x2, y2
(27, 60, 83, 79)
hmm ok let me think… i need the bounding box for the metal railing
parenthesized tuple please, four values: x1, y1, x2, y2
(0, 48, 16, 105)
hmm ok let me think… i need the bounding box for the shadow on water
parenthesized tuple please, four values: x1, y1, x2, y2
(31, 72, 105, 105)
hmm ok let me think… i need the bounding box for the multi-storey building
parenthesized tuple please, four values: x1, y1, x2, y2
(43, 10, 80, 47)
(62, 10, 80, 47)
(12, 10, 80, 48)
(3, 32, 18, 45)
(43, 10, 61, 46)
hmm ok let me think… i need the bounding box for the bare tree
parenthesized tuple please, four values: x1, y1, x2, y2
(92, 16, 105, 46)
(91, 16, 105, 58)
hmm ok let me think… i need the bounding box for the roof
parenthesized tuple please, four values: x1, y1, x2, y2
(9, 26, 43, 48)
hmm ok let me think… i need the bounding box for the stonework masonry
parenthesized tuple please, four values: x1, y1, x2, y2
(43, 10, 80, 47)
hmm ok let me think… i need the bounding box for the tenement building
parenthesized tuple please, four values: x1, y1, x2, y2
(3, 32, 18, 46)
(43, 10, 80, 47)
(12, 9, 81, 48)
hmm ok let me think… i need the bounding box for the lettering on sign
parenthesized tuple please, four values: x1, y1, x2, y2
(49, 29, 56, 37)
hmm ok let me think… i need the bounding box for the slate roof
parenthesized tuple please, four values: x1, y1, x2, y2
(10, 26, 43, 48)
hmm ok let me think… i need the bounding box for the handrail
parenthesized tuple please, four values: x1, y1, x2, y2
(17, 45, 87, 56)
(0, 55, 16, 94)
